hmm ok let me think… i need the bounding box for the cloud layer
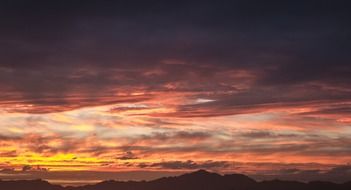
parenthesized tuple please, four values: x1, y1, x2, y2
(0, 0, 350, 183)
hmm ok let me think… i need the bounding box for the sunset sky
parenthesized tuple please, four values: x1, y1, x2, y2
(1, 0, 351, 186)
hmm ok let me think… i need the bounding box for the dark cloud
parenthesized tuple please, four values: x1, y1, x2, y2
(0, 150, 17, 157)
(140, 131, 212, 141)
(0, 168, 15, 172)
(301, 105, 351, 116)
(0, 0, 350, 114)
(239, 131, 299, 139)
(21, 165, 32, 171)
(116, 151, 139, 160)
(152, 83, 351, 118)
(21, 165, 49, 172)
(139, 160, 231, 170)
(0, 135, 21, 141)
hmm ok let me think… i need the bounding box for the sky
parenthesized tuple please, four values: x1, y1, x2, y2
(0, 0, 351, 186)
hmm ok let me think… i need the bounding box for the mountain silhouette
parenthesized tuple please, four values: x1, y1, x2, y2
(1, 170, 350, 190)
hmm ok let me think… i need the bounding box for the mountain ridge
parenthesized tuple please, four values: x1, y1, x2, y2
(1, 170, 350, 190)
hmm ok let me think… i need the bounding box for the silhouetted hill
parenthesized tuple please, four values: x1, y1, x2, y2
(1, 170, 351, 190)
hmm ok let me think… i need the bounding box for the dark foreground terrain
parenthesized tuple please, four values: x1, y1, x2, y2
(1, 170, 350, 190)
